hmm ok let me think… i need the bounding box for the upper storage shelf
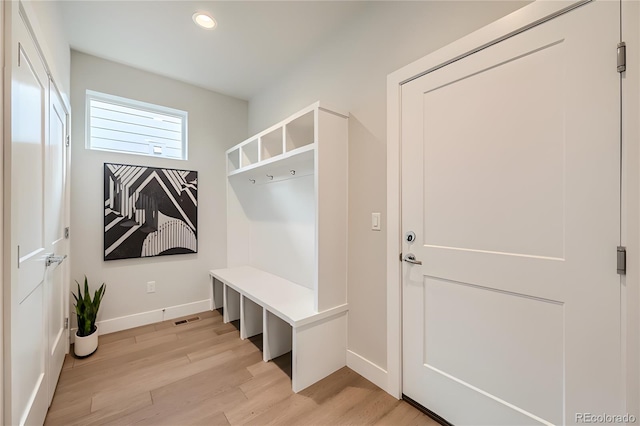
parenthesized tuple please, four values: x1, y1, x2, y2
(226, 102, 348, 183)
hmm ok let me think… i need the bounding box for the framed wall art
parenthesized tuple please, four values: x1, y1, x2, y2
(104, 163, 198, 261)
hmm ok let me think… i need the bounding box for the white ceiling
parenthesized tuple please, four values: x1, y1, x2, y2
(60, 1, 368, 100)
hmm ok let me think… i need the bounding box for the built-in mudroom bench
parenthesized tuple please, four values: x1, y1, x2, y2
(210, 102, 349, 392)
(209, 267, 349, 392)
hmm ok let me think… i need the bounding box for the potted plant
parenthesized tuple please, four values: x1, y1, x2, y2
(72, 276, 106, 357)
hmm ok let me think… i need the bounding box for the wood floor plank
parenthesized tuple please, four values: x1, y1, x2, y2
(65, 333, 177, 374)
(60, 326, 234, 387)
(246, 367, 362, 425)
(54, 349, 189, 404)
(151, 353, 257, 406)
(136, 316, 221, 343)
(225, 378, 293, 424)
(44, 394, 92, 426)
(154, 309, 217, 331)
(239, 358, 291, 400)
(374, 402, 440, 426)
(150, 388, 246, 425)
(288, 379, 378, 425)
(82, 391, 153, 426)
(44, 310, 432, 426)
(89, 356, 191, 411)
(246, 357, 274, 377)
(71, 336, 137, 368)
(90, 350, 237, 411)
(186, 330, 246, 362)
(108, 388, 245, 426)
(61, 353, 74, 371)
(98, 324, 157, 345)
(192, 411, 231, 426)
(243, 393, 317, 426)
(334, 385, 401, 424)
(298, 367, 363, 404)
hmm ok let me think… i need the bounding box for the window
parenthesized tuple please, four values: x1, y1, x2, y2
(86, 90, 188, 160)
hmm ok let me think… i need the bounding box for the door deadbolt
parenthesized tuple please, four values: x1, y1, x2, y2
(405, 231, 416, 243)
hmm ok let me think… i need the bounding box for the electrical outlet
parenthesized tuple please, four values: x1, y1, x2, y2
(147, 281, 156, 293)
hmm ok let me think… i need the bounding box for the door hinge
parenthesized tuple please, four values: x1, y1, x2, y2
(64, 318, 69, 330)
(64, 227, 70, 239)
(65, 135, 70, 147)
(399, 252, 403, 262)
(617, 246, 627, 275)
(617, 42, 626, 73)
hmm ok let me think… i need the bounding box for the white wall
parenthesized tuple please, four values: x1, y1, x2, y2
(230, 176, 316, 289)
(70, 51, 247, 331)
(249, 1, 528, 372)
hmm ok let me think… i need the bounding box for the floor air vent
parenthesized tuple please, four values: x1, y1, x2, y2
(174, 316, 200, 326)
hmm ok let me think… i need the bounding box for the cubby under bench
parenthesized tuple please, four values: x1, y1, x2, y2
(209, 266, 349, 392)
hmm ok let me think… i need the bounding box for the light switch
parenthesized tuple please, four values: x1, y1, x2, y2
(372, 212, 381, 231)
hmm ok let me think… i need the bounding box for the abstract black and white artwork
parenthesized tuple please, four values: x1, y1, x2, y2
(104, 163, 198, 261)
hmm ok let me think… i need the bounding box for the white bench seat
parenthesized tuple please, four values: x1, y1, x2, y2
(208, 266, 348, 392)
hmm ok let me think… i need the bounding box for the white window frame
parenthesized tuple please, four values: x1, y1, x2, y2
(86, 90, 188, 160)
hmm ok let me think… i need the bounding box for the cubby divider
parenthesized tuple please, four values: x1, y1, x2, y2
(241, 296, 263, 340)
(223, 286, 240, 323)
(227, 148, 240, 173)
(240, 139, 259, 167)
(285, 110, 315, 152)
(211, 278, 224, 310)
(261, 128, 284, 160)
(264, 310, 292, 362)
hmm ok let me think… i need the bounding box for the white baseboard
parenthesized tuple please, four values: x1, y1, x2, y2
(71, 299, 211, 343)
(346, 349, 389, 395)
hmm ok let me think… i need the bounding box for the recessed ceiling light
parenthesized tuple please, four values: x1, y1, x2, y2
(192, 12, 216, 30)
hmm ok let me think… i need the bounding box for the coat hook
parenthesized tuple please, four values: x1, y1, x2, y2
(267, 174, 273, 180)
(290, 170, 296, 175)
(249, 179, 255, 184)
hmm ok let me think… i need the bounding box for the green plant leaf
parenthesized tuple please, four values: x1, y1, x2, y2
(72, 275, 106, 337)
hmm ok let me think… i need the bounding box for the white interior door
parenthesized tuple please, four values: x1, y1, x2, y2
(401, 1, 622, 424)
(6, 6, 69, 425)
(9, 11, 49, 425)
(46, 81, 69, 406)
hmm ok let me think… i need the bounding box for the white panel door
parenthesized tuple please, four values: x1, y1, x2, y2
(46, 82, 69, 406)
(7, 6, 69, 425)
(10, 12, 49, 426)
(401, 1, 622, 424)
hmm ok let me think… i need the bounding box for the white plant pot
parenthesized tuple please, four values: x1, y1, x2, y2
(74, 325, 98, 357)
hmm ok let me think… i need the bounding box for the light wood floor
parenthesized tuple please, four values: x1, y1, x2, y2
(45, 310, 437, 426)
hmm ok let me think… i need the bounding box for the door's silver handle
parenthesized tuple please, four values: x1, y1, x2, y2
(403, 253, 422, 265)
(45, 254, 67, 267)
